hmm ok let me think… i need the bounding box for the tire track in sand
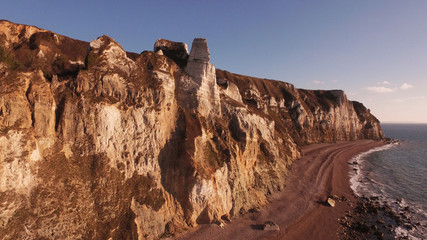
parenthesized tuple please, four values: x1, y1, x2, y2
(178, 140, 386, 240)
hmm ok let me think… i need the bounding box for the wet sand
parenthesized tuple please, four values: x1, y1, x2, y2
(177, 140, 386, 240)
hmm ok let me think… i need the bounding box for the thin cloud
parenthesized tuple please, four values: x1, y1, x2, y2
(366, 86, 395, 93)
(400, 83, 413, 90)
(313, 80, 325, 84)
(331, 80, 338, 83)
(382, 81, 390, 85)
(392, 96, 425, 103)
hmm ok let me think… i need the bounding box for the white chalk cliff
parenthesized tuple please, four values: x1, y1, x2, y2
(0, 20, 383, 239)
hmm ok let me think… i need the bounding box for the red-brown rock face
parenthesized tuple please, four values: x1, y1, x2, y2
(0, 20, 383, 239)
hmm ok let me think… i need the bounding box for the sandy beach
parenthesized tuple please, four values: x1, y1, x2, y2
(178, 140, 386, 240)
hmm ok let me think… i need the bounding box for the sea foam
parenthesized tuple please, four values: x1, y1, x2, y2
(349, 143, 395, 197)
(349, 141, 426, 239)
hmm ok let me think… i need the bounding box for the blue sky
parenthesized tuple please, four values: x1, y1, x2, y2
(2, 0, 427, 123)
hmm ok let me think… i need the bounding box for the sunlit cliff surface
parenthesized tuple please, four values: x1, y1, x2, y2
(0, 20, 383, 239)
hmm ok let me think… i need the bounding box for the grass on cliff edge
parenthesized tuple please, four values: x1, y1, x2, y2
(0, 46, 20, 70)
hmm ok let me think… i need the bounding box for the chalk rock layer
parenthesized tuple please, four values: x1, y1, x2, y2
(0, 20, 383, 240)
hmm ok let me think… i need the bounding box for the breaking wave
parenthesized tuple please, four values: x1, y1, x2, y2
(349, 142, 426, 239)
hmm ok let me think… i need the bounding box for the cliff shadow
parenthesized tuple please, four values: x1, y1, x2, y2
(158, 107, 200, 220)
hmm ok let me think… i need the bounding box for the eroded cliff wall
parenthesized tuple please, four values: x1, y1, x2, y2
(0, 20, 383, 239)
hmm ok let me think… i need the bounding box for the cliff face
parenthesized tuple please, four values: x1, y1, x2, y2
(0, 20, 383, 239)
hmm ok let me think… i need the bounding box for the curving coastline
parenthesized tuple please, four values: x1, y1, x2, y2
(344, 136, 427, 239)
(178, 140, 386, 240)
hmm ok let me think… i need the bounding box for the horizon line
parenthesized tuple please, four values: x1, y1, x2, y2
(381, 121, 427, 124)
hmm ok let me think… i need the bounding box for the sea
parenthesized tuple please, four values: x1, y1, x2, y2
(350, 123, 427, 239)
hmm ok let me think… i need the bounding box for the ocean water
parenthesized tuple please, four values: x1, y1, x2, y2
(350, 123, 427, 239)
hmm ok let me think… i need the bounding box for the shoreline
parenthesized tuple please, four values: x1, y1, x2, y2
(342, 140, 426, 239)
(177, 140, 387, 240)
